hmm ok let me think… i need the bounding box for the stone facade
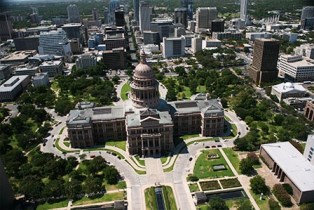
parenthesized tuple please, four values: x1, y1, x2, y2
(66, 53, 224, 156)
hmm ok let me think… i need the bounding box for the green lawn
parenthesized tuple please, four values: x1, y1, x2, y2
(193, 149, 234, 179)
(223, 148, 241, 173)
(162, 186, 177, 210)
(64, 141, 70, 147)
(220, 178, 241, 189)
(36, 199, 68, 210)
(106, 140, 126, 151)
(73, 192, 125, 206)
(199, 180, 221, 191)
(134, 155, 145, 166)
(181, 133, 200, 140)
(189, 183, 200, 192)
(161, 156, 168, 164)
(117, 181, 127, 189)
(145, 187, 158, 210)
(250, 190, 269, 210)
(226, 198, 251, 209)
(231, 123, 238, 136)
(121, 83, 131, 101)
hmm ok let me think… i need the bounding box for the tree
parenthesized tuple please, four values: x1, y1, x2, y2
(236, 199, 252, 210)
(208, 196, 228, 210)
(247, 152, 260, 165)
(20, 176, 44, 200)
(83, 177, 103, 194)
(86, 156, 107, 174)
(43, 179, 65, 199)
(272, 184, 292, 207)
(250, 175, 269, 195)
(273, 114, 284, 125)
(112, 75, 120, 84)
(55, 97, 75, 116)
(103, 166, 120, 185)
(65, 179, 82, 199)
(268, 198, 280, 210)
(166, 87, 177, 101)
(239, 158, 254, 175)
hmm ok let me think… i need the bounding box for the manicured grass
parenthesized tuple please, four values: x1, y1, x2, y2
(59, 126, 65, 135)
(145, 187, 158, 210)
(106, 140, 126, 151)
(193, 149, 234, 179)
(250, 189, 269, 210)
(64, 141, 70, 147)
(199, 180, 221, 191)
(36, 199, 68, 210)
(73, 192, 124, 206)
(161, 156, 168, 164)
(220, 178, 241, 189)
(226, 198, 251, 209)
(223, 148, 241, 173)
(162, 186, 177, 210)
(117, 181, 127, 189)
(189, 183, 200, 192)
(134, 155, 145, 166)
(181, 133, 200, 140)
(197, 85, 206, 93)
(121, 83, 131, 101)
(186, 137, 219, 146)
(231, 124, 238, 136)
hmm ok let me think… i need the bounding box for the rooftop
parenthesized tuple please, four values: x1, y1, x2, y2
(40, 60, 63, 67)
(0, 75, 29, 92)
(272, 82, 306, 93)
(0, 51, 36, 62)
(261, 142, 314, 192)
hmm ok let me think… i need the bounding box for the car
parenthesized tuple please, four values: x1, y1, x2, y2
(238, 132, 241, 135)
(189, 157, 193, 161)
(217, 145, 222, 147)
(205, 146, 210, 148)
(43, 143, 46, 146)
(211, 145, 216, 148)
(90, 155, 95, 158)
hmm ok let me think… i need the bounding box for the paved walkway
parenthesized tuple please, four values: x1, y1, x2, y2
(219, 148, 260, 210)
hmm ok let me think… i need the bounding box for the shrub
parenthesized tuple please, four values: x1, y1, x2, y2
(239, 158, 254, 175)
(272, 184, 293, 207)
(187, 175, 199, 182)
(282, 183, 293, 195)
(250, 175, 269, 195)
(301, 203, 314, 210)
(268, 198, 281, 210)
(247, 152, 260, 165)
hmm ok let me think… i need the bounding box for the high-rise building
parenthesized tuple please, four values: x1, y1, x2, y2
(192, 36, 202, 53)
(102, 47, 126, 69)
(0, 160, 14, 209)
(104, 8, 109, 24)
(67, 4, 80, 23)
(150, 18, 174, 38)
(248, 39, 280, 85)
(133, 0, 139, 23)
(139, 1, 152, 32)
(92, 8, 99, 21)
(211, 19, 224, 33)
(76, 54, 97, 70)
(61, 23, 82, 39)
(115, 7, 125, 26)
(108, 0, 120, 24)
(162, 36, 186, 58)
(180, 0, 193, 20)
(0, 13, 13, 41)
(301, 6, 314, 30)
(301, 6, 314, 20)
(38, 28, 72, 57)
(174, 8, 188, 28)
(196, 7, 218, 32)
(240, 0, 248, 23)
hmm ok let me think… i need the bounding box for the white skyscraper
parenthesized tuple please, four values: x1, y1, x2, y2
(38, 28, 72, 57)
(139, 1, 152, 32)
(196, 7, 218, 32)
(240, 0, 248, 23)
(67, 4, 81, 23)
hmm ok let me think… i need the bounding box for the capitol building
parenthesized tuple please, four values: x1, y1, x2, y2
(66, 53, 225, 157)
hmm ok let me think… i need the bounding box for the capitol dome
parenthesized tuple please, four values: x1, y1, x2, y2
(133, 53, 154, 79)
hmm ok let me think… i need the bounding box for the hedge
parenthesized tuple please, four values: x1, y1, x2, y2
(268, 198, 280, 210)
(272, 184, 293, 207)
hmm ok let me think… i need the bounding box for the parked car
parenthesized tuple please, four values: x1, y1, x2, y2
(217, 145, 222, 148)
(189, 157, 193, 161)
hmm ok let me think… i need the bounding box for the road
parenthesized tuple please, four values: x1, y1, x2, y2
(40, 106, 249, 210)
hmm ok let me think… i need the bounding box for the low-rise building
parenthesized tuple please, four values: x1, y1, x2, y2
(294, 44, 314, 59)
(0, 75, 30, 101)
(13, 36, 39, 51)
(32, 72, 49, 87)
(212, 32, 242, 40)
(75, 54, 97, 70)
(161, 36, 186, 58)
(260, 142, 314, 204)
(245, 32, 272, 41)
(278, 54, 314, 82)
(0, 64, 12, 80)
(304, 100, 314, 121)
(271, 82, 307, 101)
(15, 65, 39, 76)
(192, 36, 202, 53)
(205, 39, 222, 48)
(304, 135, 314, 165)
(102, 48, 126, 70)
(0, 50, 36, 65)
(39, 60, 63, 77)
(283, 97, 312, 110)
